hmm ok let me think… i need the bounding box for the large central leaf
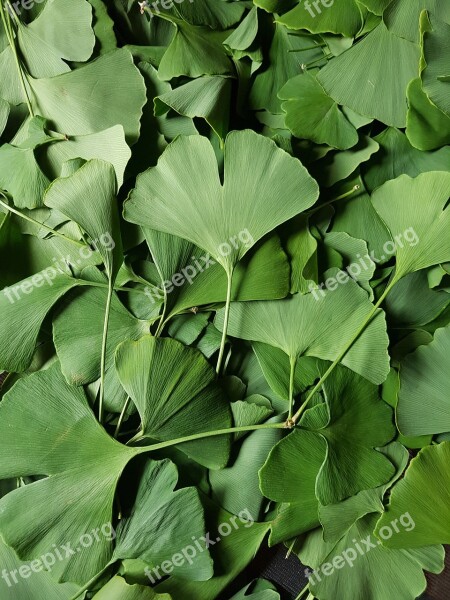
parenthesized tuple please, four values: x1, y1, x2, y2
(124, 130, 319, 274)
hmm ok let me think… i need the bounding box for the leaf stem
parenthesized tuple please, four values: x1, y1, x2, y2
(0, 197, 86, 248)
(295, 582, 310, 600)
(0, 2, 34, 117)
(98, 279, 114, 423)
(68, 563, 112, 600)
(130, 422, 287, 450)
(75, 279, 149, 295)
(216, 269, 233, 375)
(290, 277, 396, 426)
(114, 396, 131, 439)
(288, 355, 296, 421)
(306, 185, 360, 216)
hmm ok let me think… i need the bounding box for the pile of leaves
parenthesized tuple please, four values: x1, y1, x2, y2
(0, 0, 449, 599)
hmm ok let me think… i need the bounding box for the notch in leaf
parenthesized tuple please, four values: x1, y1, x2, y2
(124, 129, 319, 373)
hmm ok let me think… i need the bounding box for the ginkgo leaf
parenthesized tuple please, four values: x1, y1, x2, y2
(53, 280, 150, 386)
(384, 0, 450, 44)
(124, 129, 319, 275)
(276, 0, 364, 38)
(40, 125, 131, 187)
(44, 159, 122, 279)
(363, 126, 450, 191)
(27, 49, 146, 144)
(157, 503, 270, 600)
(279, 73, 358, 150)
(317, 23, 420, 127)
(112, 459, 213, 580)
(0, 534, 80, 599)
(249, 24, 323, 114)
(0, 142, 50, 208)
(0, 269, 78, 372)
(17, 0, 95, 78)
(375, 442, 450, 547)
(0, 364, 138, 584)
(397, 326, 450, 436)
(154, 76, 231, 142)
(93, 577, 171, 600)
(115, 335, 232, 469)
(216, 279, 390, 385)
(371, 171, 450, 281)
(320, 442, 409, 544)
(420, 12, 450, 117)
(261, 366, 395, 507)
(299, 513, 444, 600)
(230, 580, 280, 599)
(157, 21, 232, 81)
(169, 0, 245, 29)
(406, 77, 450, 151)
(143, 229, 290, 324)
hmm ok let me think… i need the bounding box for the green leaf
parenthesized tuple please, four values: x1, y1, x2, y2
(28, 49, 146, 144)
(384, 269, 449, 328)
(45, 159, 122, 280)
(384, 0, 450, 43)
(143, 231, 290, 324)
(155, 76, 231, 142)
(315, 135, 380, 187)
(93, 576, 171, 600)
(249, 24, 323, 114)
(158, 22, 232, 80)
(17, 0, 95, 78)
(115, 335, 232, 469)
(420, 13, 450, 117)
(112, 459, 213, 580)
(260, 428, 324, 543)
(363, 126, 450, 191)
(397, 326, 450, 436)
(216, 280, 390, 385)
(40, 125, 131, 187)
(317, 23, 420, 127)
(406, 77, 450, 151)
(301, 513, 444, 600)
(262, 366, 395, 507)
(0, 142, 50, 208)
(157, 503, 270, 600)
(0, 364, 138, 584)
(279, 73, 358, 150)
(230, 580, 280, 599)
(0, 536, 80, 599)
(125, 130, 319, 275)
(0, 269, 77, 372)
(210, 417, 283, 520)
(169, 0, 245, 29)
(276, 0, 363, 37)
(371, 171, 450, 280)
(319, 441, 409, 544)
(375, 442, 450, 547)
(53, 279, 149, 386)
